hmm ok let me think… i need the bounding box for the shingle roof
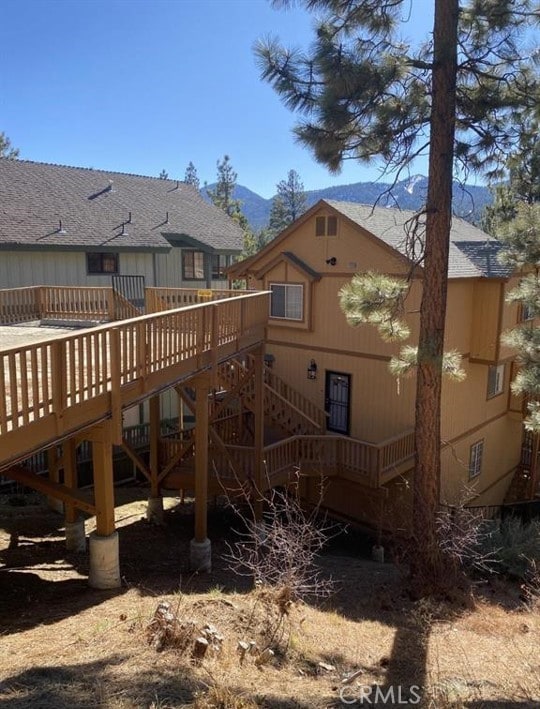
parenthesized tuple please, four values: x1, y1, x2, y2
(324, 200, 511, 278)
(0, 159, 244, 252)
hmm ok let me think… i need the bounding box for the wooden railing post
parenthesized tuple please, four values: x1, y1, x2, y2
(253, 346, 265, 511)
(109, 328, 122, 444)
(107, 289, 116, 321)
(210, 304, 219, 387)
(51, 340, 66, 435)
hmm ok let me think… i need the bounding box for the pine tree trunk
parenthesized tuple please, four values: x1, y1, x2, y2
(412, 0, 459, 589)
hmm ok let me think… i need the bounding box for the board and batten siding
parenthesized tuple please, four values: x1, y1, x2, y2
(0, 250, 155, 288)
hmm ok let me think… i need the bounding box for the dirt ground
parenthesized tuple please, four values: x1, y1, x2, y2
(0, 488, 539, 708)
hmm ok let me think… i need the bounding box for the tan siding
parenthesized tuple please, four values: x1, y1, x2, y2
(441, 415, 521, 505)
(470, 280, 503, 362)
(441, 360, 511, 441)
(266, 342, 416, 441)
(445, 280, 474, 352)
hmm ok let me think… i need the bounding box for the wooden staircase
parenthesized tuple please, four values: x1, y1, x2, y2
(216, 356, 327, 437)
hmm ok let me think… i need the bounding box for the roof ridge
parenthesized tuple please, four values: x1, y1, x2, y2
(0, 157, 183, 184)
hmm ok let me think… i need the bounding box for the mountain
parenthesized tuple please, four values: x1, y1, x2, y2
(202, 176, 493, 231)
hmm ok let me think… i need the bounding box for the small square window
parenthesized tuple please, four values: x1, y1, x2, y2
(212, 254, 229, 280)
(87, 252, 119, 274)
(520, 302, 534, 322)
(327, 215, 338, 236)
(487, 364, 505, 398)
(183, 251, 205, 280)
(469, 440, 484, 479)
(269, 283, 303, 321)
(315, 215, 338, 236)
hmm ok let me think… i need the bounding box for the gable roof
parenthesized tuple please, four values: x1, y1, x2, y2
(229, 199, 511, 280)
(255, 251, 321, 281)
(323, 200, 511, 279)
(0, 159, 244, 253)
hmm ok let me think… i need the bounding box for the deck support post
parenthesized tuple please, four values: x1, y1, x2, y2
(47, 445, 63, 514)
(89, 423, 121, 589)
(63, 437, 86, 551)
(147, 394, 164, 524)
(253, 346, 265, 522)
(63, 438, 78, 524)
(190, 374, 211, 572)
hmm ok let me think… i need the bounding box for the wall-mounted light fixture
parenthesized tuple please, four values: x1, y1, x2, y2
(325, 257, 337, 266)
(307, 359, 318, 380)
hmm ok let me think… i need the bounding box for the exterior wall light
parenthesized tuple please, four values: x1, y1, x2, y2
(307, 359, 318, 380)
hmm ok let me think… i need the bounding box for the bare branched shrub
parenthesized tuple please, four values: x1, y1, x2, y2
(436, 502, 500, 577)
(521, 559, 540, 611)
(477, 516, 540, 580)
(221, 469, 340, 605)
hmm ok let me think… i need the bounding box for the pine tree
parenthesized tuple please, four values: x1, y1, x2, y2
(159, 169, 169, 180)
(268, 169, 307, 235)
(487, 131, 540, 435)
(0, 132, 19, 159)
(256, 0, 539, 590)
(484, 117, 540, 234)
(206, 155, 254, 257)
(207, 155, 249, 229)
(184, 161, 200, 189)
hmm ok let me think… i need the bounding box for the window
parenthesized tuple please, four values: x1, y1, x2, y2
(87, 252, 119, 274)
(212, 254, 229, 280)
(315, 215, 338, 236)
(487, 363, 505, 398)
(520, 302, 534, 322)
(270, 283, 303, 321)
(469, 440, 484, 479)
(183, 250, 205, 280)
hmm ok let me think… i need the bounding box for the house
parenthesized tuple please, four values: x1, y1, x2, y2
(0, 158, 243, 290)
(228, 199, 532, 521)
(0, 158, 247, 430)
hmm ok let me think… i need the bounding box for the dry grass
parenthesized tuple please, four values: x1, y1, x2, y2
(1, 490, 539, 708)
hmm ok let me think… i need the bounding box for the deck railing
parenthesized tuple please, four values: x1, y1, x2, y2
(0, 286, 42, 323)
(159, 428, 414, 490)
(146, 287, 252, 313)
(0, 292, 269, 468)
(0, 285, 255, 325)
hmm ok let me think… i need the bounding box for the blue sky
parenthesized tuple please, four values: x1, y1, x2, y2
(2, 0, 435, 198)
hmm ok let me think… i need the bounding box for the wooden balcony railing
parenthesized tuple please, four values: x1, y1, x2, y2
(146, 287, 252, 313)
(160, 429, 415, 491)
(0, 286, 42, 323)
(0, 291, 269, 469)
(0, 285, 256, 325)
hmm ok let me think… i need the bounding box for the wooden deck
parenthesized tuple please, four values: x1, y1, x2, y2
(0, 292, 269, 471)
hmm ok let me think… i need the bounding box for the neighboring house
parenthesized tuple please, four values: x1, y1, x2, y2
(0, 158, 243, 289)
(0, 158, 244, 429)
(229, 199, 529, 517)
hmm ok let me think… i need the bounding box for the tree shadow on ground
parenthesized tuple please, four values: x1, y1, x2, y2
(0, 499, 254, 636)
(0, 655, 203, 709)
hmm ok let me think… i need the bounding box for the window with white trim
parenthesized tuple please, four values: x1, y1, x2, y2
(183, 250, 205, 280)
(487, 363, 505, 398)
(269, 283, 303, 321)
(469, 440, 484, 479)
